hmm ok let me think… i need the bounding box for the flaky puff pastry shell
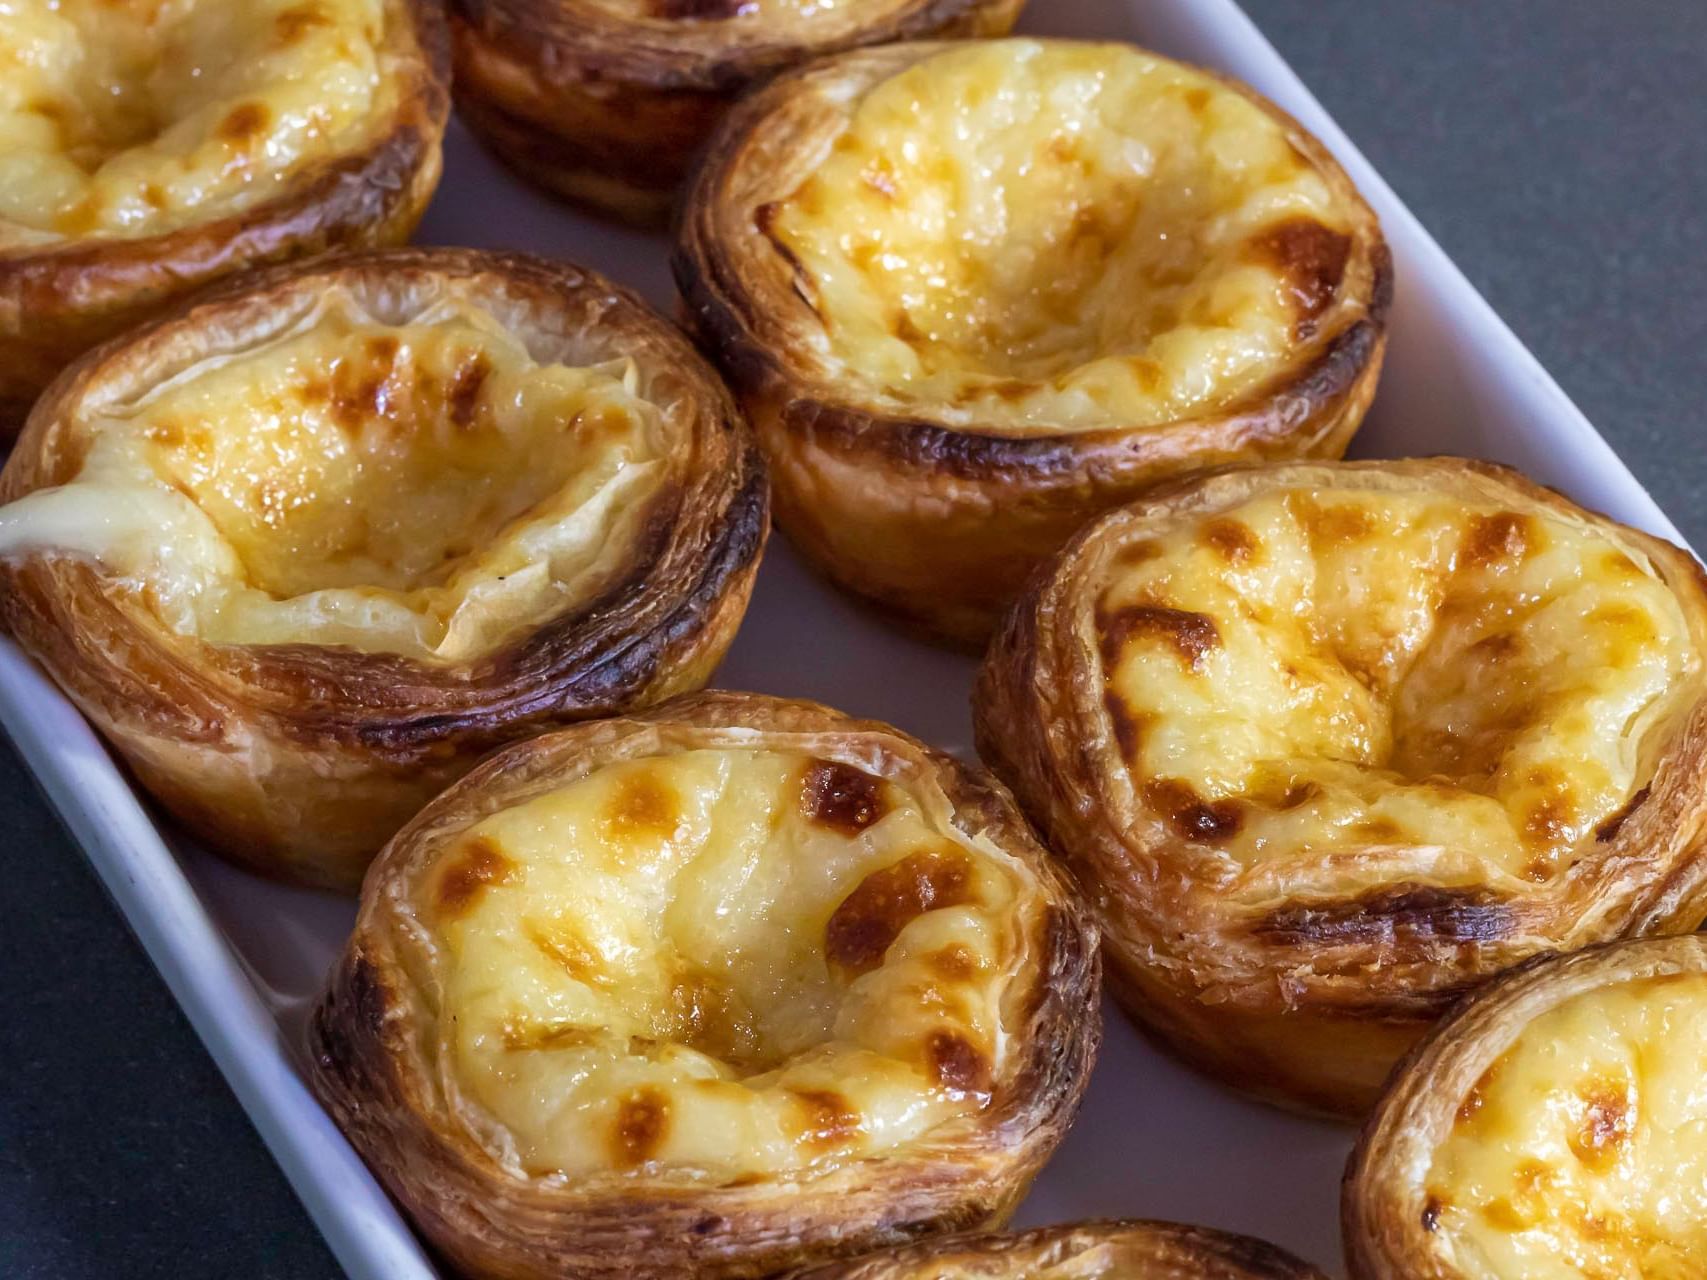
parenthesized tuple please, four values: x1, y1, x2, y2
(790, 1220, 1329, 1280)
(309, 691, 1100, 1280)
(448, 0, 1024, 227)
(1343, 936, 1707, 1280)
(0, 0, 449, 437)
(0, 248, 767, 890)
(974, 458, 1707, 1118)
(676, 38, 1390, 645)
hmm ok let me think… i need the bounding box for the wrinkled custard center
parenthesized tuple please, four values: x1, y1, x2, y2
(768, 40, 1357, 430)
(423, 748, 1036, 1179)
(1097, 487, 1695, 883)
(0, 0, 393, 245)
(1426, 974, 1707, 1280)
(0, 292, 668, 660)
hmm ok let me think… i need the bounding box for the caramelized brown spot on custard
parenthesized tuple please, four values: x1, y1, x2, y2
(1201, 518, 1260, 565)
(1421, 1196, 1443, 1233)
(1594, 784, 1651, 842)
(1350, 816, 1406, 842)
(502, 1020, 600, 1051)
(1458, 1062, 1500, 1124)
(926, 1030, 991, 1094)
(604, 771, 681, 843)
(1098, 603, 1221, 671)
(1569, 1081, 1634, 1173)
(274, 2, 330, 42)
(1289, 493, 1375, 548)
(1520, 786, 1574, 852)
(436, 835, 516, 918)
(799, 759, 887, 836)
(446, 352, 492, 429)
(612, 1088, 669, 1167)
(1102, 691, 1148, 763)
(1245, 217, 1351, 321)
(1461, 512, 1536, 569)
(826, 847, 976, 976)
(1182, 86, 1213, 115)
(664, 968, 759, 1066)
(524, 919, 611, 989)
(217, 102, 270, 147)
(1116, 539, 1164, 568)
(789, 1088, 861, 1148)
(927, 943, 982, 981)
(1144, 778, 1243, 842)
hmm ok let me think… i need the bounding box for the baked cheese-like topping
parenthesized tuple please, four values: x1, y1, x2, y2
(421, 747, 1039, 1179)
(0, 0, 397, 245)
(1426, 974, 1707, 1279)
(768, 39, 1357, 431)
(0, 289, 668, 660)
(1096, 487, 1695, 883)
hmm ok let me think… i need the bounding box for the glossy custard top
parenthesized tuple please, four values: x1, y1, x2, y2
(416, 747, 1044, 1178)
(1427, 974, 1707, 1279)
(1094, 485, 1695, 883)
(0, 289, 669, 661)
(770, 40, 1363, 430)
(0, 0, 408, 245)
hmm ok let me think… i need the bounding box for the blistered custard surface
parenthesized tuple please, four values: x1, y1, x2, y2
(1426, 975, 1707, 1279)
(0, 291, 669, 660)
(0, 0, 398, 245)
(419, 747, 1038, 1179)
(1095, 487, 1696, 883)
(768, 40, 1359, 430)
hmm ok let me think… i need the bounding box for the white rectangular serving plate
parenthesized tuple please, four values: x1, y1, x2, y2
(0, 2, 1688, 1277)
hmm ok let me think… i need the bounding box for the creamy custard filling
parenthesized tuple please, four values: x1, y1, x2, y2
(1096, 488, 1696, 883)
(768, 40, 1358, 431)
(0, 291, 669, 661)
(1426, 975, 1707, 1280)
(0, 0, 397, 244)
(418, 748, 1038, 1179)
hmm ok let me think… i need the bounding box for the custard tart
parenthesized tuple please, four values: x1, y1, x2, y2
(448, 0, 1024, 227)
(1344, 935, 1707, 1280)
(0, 0, 449, 436)
(310, 691, 1100, 1280)
(0, 249, 767, 891)
(974, 458, 1707, 1117)
(792, 1219, 1328, 1280)
(677, 37, 1390, 645)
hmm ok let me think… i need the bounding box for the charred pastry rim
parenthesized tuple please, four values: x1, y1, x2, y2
(0, 0, 450, 438)
(309, 691, 1101, 1280)
(0, 248, 768, 891)
(974, 458, 1707, 1118)
(1343, 935, 1707, 1280)
(790, 1219, 1329, 1280)
(677, 38, 1391, 646)
(448, 0, 1024, 226)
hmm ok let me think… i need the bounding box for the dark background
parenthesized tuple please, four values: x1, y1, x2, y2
(3, 2, 1704, 1276)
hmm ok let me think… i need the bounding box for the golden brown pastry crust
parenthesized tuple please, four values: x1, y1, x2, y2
(0, 248, 768, 891)
(790, 1219, 1328, 1280)
(449, 0, 1023, 226)
(1342, 935, 1707, 1280)
(973, 458, 1707, 1118)
(675, 41, 1390, 646)
(0, 0, 449, 438)
(309, 691, 1101, 1280)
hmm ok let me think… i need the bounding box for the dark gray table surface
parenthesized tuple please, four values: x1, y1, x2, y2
(2, 2, 1703, 1276)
